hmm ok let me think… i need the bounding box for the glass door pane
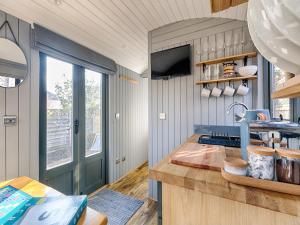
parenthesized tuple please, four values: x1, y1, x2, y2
(85, 69, 102, 157)
(46, 56, 73, 169)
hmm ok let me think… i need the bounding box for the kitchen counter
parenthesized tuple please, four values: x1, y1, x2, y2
(149, 134, 300, 225)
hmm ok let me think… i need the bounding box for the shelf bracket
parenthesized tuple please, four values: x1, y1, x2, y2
(243, 56, 248, 66)
(203, 63, 206, 73)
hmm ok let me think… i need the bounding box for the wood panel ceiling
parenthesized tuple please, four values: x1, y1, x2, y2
(0, 0, 248, 73)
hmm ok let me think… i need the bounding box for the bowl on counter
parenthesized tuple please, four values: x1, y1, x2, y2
(238, 65, 257, 77)
(224, 157, 248, 176)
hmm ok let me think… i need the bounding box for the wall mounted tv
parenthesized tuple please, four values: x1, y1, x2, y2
(151, 44, 191, 80)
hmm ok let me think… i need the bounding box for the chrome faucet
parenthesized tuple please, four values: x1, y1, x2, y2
(226, 102, 248, 122)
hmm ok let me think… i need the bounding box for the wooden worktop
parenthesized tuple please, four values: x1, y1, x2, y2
(149, 134, 300, 217)
(0, 176, 108, 225)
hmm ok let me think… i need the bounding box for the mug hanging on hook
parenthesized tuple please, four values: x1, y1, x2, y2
(201, 83, 211, 98)
(224, 81, 235, 97)
(211, 83, 222, 97)
(237, 80, 249, 96)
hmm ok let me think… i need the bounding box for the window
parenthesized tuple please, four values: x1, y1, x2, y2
(85, 69, 103, 157)
(271, 65, 291, 120)
(46, 56, 73, 169)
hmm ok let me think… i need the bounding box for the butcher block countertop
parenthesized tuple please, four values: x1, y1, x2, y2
(149, 134, 300, 216)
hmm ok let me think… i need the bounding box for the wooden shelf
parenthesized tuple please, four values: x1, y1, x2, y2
(272, 76, 300, 99)
(195, 75, 257, 85)
(195, 52, 257, 67)
(119, 75, 139, 85)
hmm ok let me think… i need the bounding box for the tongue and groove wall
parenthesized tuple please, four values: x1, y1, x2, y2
(0, 10, 148, 186)
(0, 10, 37, 182)
(148, 18, 265, 199)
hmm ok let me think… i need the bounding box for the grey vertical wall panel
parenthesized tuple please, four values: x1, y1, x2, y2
(116, 66, 121, 178)
(151, 79, 158, 198)
(168, 78, 175, 153)
(29, 49, 39, 180)
(18, 19, 31, 177)
(174, 77, 181, 147)
(0, 87, 5, 181)
(108, 63, 114, 183)
(0, 11, 32, 181)
(201, 36, 209, 125)
(216, 32, 225, 125)
(193, 39, 201, 126)
(124, 70, 128, 173)
(0, 11, 6, 182)
(5, 14, 19, 180)
(157, 80, 163, 163)
(108, 65, 148, 183)
(148, 30, 153, 197)
(162, 80, 169, 158)
(180, 75, 188, 143)
(148, 18, 260, 200)
(0, 10, 148, 184)
(121, 66, 125, 176)
(208, 34, 217, 126)
(187, 40, 194, 137)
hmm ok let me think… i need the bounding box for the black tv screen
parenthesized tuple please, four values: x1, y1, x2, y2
(151, 44, 191, 80)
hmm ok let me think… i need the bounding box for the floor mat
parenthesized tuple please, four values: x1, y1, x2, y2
(88, 188, 144, 225)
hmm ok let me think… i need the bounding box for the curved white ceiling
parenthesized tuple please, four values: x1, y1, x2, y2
(0, 0, 248, 73)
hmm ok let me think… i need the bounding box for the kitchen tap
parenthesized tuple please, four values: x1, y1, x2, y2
(226, 102, 249, 122)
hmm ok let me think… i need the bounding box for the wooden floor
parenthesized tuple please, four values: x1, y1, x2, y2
(90, 162, 157, 225)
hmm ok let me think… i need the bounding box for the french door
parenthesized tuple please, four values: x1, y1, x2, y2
(39, 53, 106, 195)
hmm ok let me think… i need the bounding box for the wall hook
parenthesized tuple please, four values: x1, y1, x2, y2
(243, 56, 248, 66)
(242, 79, 248, 86)
(203, 64, 207, 73)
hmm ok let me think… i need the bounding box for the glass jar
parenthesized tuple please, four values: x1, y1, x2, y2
(211, 64, 221, 80)
(203, 65, 211, 81)
(276, 149, 300, 185)
(247, 146, 275, 180)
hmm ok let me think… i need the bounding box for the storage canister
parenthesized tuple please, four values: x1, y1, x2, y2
(224, 157, 248, 176)
(247, 146, 275, 180)
(276, 149, 300, 185)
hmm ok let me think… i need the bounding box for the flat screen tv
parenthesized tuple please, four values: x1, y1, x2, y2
(151, 44, 191, 80)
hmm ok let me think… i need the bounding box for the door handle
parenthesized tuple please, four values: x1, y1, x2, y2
(74, 119, 79, 134)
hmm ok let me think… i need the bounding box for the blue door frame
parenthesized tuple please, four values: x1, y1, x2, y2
(39, 53, 107, 195)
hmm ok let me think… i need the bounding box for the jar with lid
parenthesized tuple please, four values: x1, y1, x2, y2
(247, 145, 275, 180)
(224, 157, 248, 176)
(276, 149, 300, 185)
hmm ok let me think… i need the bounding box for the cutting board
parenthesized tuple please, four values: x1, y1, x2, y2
(170, 143, 226, 171)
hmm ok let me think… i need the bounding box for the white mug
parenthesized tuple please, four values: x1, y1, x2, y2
(237, 84, 249, 96)
(223, 85, 235, 96)
(211, 87, 222, 97)
(201, 88, 211, 98)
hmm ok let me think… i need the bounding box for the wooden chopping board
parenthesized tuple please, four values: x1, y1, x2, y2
(170, 143, 226, 171)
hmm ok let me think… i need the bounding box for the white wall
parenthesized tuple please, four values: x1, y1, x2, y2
(0, 10, 148, 185)
(148, 18, 261, 199)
